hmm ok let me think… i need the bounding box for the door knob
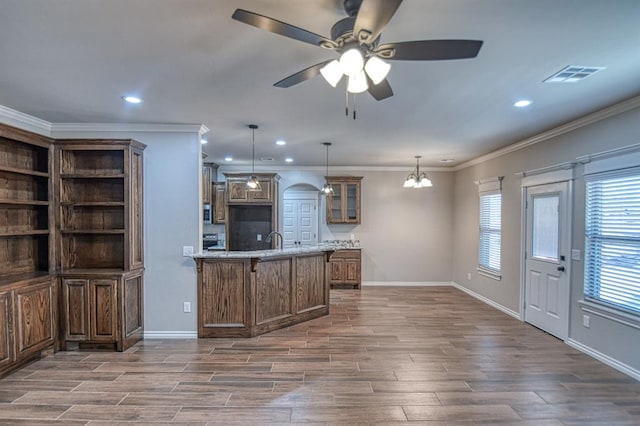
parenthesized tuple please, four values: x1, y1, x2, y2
(557, 266, 565, 272)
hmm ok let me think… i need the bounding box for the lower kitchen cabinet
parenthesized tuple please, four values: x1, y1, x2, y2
(0, 277, 56, 377)
(61, 270, 144, 351)
(329, 249, 362, 289)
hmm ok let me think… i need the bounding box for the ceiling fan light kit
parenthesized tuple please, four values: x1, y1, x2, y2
(232, 0, 483, 102)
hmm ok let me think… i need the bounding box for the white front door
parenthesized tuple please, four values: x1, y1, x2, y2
(282, 195, 318, 248)
(524, 181, 571, 339)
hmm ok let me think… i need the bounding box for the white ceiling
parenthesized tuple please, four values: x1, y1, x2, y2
(1, 0, 639, 167)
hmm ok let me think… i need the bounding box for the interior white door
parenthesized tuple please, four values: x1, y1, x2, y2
(524, 181, 570, 339)
(282, 196, 318, 248)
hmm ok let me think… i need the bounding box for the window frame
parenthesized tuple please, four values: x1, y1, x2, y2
(477, 177, 503, 280)
(583, 167, 640, 316)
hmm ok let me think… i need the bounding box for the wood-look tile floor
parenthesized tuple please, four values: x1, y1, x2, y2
(1, 286, 639, 425)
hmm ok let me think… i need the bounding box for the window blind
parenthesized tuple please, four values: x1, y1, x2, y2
(585, 167, 640, 314)
(479, 192, 502, 273)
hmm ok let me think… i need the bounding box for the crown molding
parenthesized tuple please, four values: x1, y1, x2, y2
(0, 105, 52, 136)
(50, 122, 207, 136)
(218, 164, 452, 173)
(453, 95, 640, 172)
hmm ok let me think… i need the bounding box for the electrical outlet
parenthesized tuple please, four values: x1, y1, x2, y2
(182, 246, 194, 257)
(467, 272, 471, 280)
(257, 234, 262, 241)
(583, 314, 590, 328)
(183, 302, 191, 313)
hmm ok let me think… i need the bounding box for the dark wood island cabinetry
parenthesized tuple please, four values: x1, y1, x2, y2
(194, 247, 333, 338)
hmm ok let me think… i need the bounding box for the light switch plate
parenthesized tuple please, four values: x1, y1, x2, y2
(182, 246, 194, 257)
(571, 249, 581, 261)
(257, 234, 262, 241)
(183, 302, 191, 313)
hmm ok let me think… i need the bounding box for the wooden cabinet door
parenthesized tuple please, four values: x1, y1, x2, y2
(248, 179, 272, 202)
(0, 291, 14, 370)
(330, 258, 344, 283)
(89, 279, 118, 342)
(213, 182, 226, 223)
(14, 280, 55, 359)
(344, 258, 361, 284)
(202, 165, 212, 204)
(227, 179, 249, 202)
(62, 278, 90, 341)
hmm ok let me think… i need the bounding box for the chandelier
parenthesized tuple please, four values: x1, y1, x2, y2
(403, 156, 433, 188)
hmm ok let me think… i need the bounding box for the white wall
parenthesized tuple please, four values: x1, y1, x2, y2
(451, 103, 640, 375)
(219, 167, 454, 283)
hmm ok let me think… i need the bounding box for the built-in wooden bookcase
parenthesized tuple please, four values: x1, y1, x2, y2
(56, 139, 145, 351)
(0, 123, 56, 378)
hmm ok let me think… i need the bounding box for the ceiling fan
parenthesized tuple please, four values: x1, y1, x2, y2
(232, 0, 483, 101)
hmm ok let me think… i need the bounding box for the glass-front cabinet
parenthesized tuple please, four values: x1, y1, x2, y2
(326, 176, 362, 224)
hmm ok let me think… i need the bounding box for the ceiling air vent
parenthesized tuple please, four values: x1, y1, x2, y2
(260, 157, 274, 162)
(544, 65, 605, 83)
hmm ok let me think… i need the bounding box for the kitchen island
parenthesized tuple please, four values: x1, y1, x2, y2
(193, 246, 335, 338)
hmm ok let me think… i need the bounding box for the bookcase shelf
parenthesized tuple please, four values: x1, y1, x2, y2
(1, 124, 55, 378)
(56, 139, 145, 352)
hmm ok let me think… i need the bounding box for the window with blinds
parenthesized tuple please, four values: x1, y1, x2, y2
(585, 168, 640, 314)
(479, 192, 502, 275)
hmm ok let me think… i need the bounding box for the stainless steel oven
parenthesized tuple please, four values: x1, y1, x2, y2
(203, 204, 212, 224)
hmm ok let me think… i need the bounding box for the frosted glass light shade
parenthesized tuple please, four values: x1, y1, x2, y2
(420, 175, 433, 187)
(320, 60, 343, 87)
(339, 48, 364, 77)
(403, 176, 416, 188)
(347, 71, 368, 93)
(364, 56, 391, 84)
(246, 175, 262, 191)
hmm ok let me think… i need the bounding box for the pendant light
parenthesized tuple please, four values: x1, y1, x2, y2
(246, 124, 261, 191)
(403, 155, 433, 188)
(320, 142, 333, 195)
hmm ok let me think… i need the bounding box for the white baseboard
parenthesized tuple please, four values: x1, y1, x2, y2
(144, 331, 198, 339)
(451, 282, 521, 320)
(566, 338, 640, 381)
(362, 281, 453, 287)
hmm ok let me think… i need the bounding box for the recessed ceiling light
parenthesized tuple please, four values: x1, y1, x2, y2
(260, 157, 274, 162)
(276, 140, 286, 146)
(285, 157, 293, 163)
(122, 95, 143, 104)
(514, 99, 532, 108)
(439, 159, 455, 163)
(224, 156, 233, 162)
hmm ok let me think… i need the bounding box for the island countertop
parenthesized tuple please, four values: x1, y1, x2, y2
(192, 244, 337, 259)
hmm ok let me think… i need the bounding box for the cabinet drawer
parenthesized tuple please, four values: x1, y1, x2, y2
(331, 249, 361, 259)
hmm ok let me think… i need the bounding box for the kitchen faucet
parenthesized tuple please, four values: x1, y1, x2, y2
(265, 231, 283, 247)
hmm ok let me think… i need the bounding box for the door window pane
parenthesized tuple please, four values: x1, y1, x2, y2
(532, 194, 559, 261)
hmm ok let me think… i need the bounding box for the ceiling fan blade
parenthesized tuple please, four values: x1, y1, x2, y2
(274, 60, 334, 88)
(232, 9, 334, 48)
(377, 40, 483, 61)
(353, 0, 403, 44)
(367, 78, 393, 101)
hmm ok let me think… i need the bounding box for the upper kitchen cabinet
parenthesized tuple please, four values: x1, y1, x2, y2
(224, 173, 279, 204)
(202, 162, 217, 205)
(212, 182, 226, 224)
(326, 176, 362, 224)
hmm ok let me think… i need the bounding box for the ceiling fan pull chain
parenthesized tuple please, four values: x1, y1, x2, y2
(345, 84, 349, 117)
(353, 94, 357, 120)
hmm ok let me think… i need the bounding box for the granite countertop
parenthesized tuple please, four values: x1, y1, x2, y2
(192, 244, 341, 259)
